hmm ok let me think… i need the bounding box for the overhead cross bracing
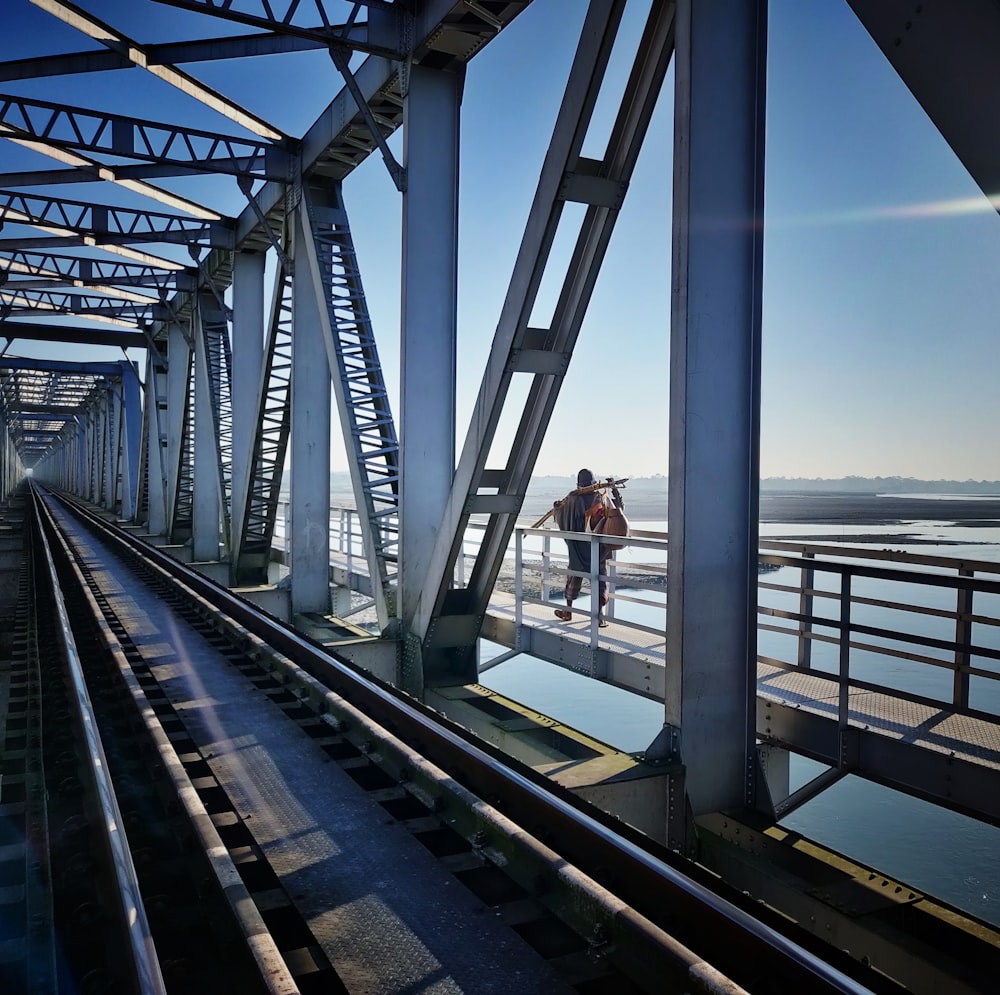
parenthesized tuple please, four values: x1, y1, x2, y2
(0, 357, 138, 476)
(0, 0, 533, 596)
(0, 91, 288, 180)
(0, 249, 194, 295)
(0, 286, 166, 325)
(0, 188, 232, 249)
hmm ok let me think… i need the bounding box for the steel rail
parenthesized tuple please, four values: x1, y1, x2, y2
(27, 486, 167, 995)
(41, 498, 710, 992)
(44, 488, 892, 995)
(9, 495, 57, 992)
(33, 484, 301, 995)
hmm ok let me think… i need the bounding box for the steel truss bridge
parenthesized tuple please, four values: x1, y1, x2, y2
(1, 1, 1000, 992)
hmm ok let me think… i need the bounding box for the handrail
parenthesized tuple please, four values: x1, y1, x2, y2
(272, 506, 1000, 728)
(757, 546, 1000, 726)
(515, 524, 669, 656)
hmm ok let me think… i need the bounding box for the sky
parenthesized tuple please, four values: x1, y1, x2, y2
(2, 0, 999, 482)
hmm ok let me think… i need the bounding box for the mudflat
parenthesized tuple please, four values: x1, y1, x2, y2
(759, 492, 1000, 526)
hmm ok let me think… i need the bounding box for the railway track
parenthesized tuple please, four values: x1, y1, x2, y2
(0, 483, 902, 994)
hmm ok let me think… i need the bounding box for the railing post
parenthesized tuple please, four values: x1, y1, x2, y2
(797, 551, 815, 670)
(607, 554, 617, 621)
(515, 529, 524, 640)
(955, 568, 973, 710)
(346, 509, 354, 580)
(541, 533, 552, 604)
(589, 534, 600, 647)
(838, 571, 852, 768)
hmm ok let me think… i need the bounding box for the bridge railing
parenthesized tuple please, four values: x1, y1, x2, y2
(275, 502, 501, 604)
(510, 524, 669, 642)
(504, 531, 1000, 721)
(273, 504, 1000, 717)
(757, 541, 1000, 721)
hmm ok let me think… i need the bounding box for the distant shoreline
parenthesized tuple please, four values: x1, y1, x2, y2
(523, 493, 1000, 526)
(758, 493, 1000, 526)
(325, 487, 1000, 528)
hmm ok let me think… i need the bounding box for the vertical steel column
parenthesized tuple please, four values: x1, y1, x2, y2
(89, 401, 100, 503)
(290, 201, 332, 613)
(1, 421, 17, 500)
(193, 301, 221, 560)
(231, 249, 266, 560)
(233, 256, 293, 585)
(76, 427, 84, 493)
(102, 390, 116, 511)
(76, 417, 85, 497)
(119, 361, 142, 522)
(83, 411, 95, 502)
(108, 384, 122, 513)
(299, 181, 399, 625)
(166, 322, 192, 536)
(143, 350, 168, 534)
(399, 64, 462, 629)
(65, 429, 76, 492)
(665, 0, 767, 815)
(91, 406, 101, 503)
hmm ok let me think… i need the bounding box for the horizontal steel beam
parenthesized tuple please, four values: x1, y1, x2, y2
(0, 321, 147, 348)
(0, 162, 238, 186)
(8, 403, 79, 415)
(0, 356, 125, 374)
(0, 251, 196, 293)
(1, 286, 163, 316)
(148, 0, 404, 57)
(758, 696, 1000, 827)
(0, 91, 288, 179)
(0, 33, 329, 82)
(30, 0, 286, 141)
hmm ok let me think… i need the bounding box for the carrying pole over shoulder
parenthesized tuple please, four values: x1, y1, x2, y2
(530, 477, 628, 529)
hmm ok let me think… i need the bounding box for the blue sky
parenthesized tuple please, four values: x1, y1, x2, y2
(3, 0, 999, 482)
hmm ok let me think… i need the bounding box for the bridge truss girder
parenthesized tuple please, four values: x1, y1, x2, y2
(195, 287, 234, 556)
(5, 357, 142, 517)
(416, 0, 676, 681)
(232, 244, 292, 585)
(148, 0, 406, 57)
(300, 180, 399, 626)
(0, 250, 197, 294)
(0, 90, 289, 181)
